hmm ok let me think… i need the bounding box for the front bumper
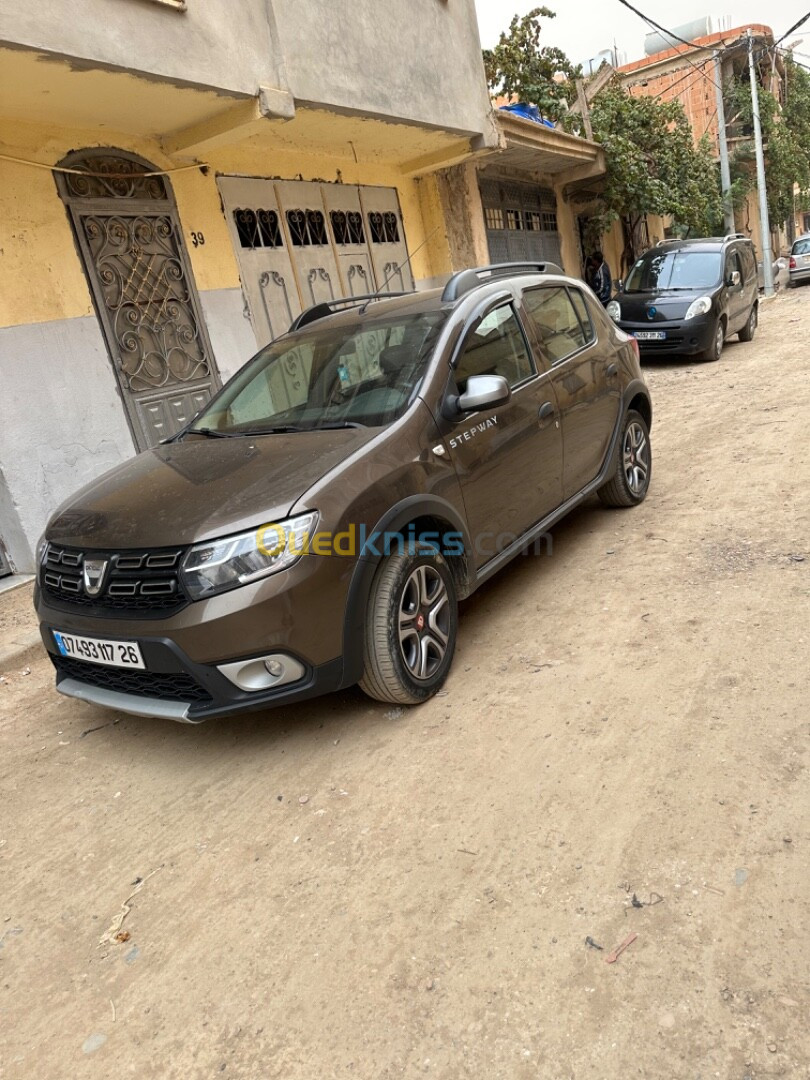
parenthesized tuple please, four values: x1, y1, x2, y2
(36, 549, 357, 721)
(617, 314, 715, 356)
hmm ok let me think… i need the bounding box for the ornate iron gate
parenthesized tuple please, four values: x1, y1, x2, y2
(479, 178, 562, 266)
(56, 150, 219, 450)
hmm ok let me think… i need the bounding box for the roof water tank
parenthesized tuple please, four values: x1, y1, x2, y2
(644, 15, 729, 55)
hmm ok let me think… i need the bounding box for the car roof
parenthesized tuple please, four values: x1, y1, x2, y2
(284, 264, 581, 336)
(643, 236, 753, 255)
(792, 233, 810, 245)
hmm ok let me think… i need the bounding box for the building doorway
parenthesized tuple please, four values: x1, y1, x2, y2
(55, 149, 220, 449)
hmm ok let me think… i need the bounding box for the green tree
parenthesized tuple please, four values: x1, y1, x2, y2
(726, 56, 810, 228)
(585, 82, 723, 270)
(483, 7, 581, 123)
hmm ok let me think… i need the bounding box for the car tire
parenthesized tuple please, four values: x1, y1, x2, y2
(702, 317, 725, 362)
(597, 409, 652, 508)
(738, 303, 757, 342)
(359, 546, 458, 705)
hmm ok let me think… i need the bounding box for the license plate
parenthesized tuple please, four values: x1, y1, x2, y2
(53, 630, 145, 669)
(634, 331, 667, 341)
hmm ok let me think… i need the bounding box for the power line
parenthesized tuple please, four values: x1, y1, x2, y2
(775, 10, 810, 48)
(612, 0, 725, 95)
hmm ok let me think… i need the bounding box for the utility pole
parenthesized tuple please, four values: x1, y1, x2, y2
(713, 50, 735, 234)
(747, 29, 775, 296)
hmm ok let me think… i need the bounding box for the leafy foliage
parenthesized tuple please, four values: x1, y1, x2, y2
(584, 82, 722, 266)
(483, 7, 581, 123)
(726, 56, 810, 226)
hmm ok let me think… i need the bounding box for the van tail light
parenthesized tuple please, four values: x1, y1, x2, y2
(790, 256, 797, 269)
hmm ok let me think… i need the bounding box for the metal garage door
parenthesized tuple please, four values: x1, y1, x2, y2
(218, 177, 413, 348)
(480, 178, 562, 266)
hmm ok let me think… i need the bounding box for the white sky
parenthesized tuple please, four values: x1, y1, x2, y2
(473, 1, 810, 69)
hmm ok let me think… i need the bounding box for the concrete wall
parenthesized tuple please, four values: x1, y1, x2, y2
(0, 316, 136, 570)
(0, 0, 282, 98)
(273, 0, 495, 137)
(1, 0, 496, 140)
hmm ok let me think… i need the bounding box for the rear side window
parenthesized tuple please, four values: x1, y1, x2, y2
(522, 287, 590, 363)
(567, 289, 596, 345)
(455, 305, 535, 392)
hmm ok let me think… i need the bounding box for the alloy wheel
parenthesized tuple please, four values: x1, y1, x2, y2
(398, 565, 450, 680)
(623, 420, 650, 497)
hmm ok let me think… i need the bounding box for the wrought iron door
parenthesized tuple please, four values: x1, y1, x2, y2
(358, 186, 414, 293)
(217, 175, 300, 348)
(479, 178, 562, 266)
(320, 185, 376, 296)
(56, 150, 219, 450)
(274, 180, 343, 309)
(219, 177, 414, 348)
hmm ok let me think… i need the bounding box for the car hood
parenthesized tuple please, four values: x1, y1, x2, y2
(46, 428, 380, 549)
(618, 290, 717, 322)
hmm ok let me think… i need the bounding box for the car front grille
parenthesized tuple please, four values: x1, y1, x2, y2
(52, 654, 212, 704)
(42, 545, 188, 618)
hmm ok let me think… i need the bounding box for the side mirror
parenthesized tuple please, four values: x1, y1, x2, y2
(457, 374, 510, 413)
(728, 270, 741, 287)
(615, 279, 624, 292)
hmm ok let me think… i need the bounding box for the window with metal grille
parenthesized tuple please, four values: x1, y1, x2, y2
(286, 209, 329, 247)
(234, 209, 283, 249)
(484, 207, 503, 230)
(506, 209, 524, 231)
(330, 210, 366, 245)
(369, 212, 401, 244)
(542, 211, 557, 231)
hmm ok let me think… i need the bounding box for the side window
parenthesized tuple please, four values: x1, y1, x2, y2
(523, 287, 589, 363)
(726, 250, 743, 283)
(454, 305, 534, 393)
(567, 288, 596, 345)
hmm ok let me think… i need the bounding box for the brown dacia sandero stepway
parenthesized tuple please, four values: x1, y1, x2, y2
(35, 262, 653, 722)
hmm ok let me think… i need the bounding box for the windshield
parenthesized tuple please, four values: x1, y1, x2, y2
(189, 309, 447, 435)
(793, 238, 810, 256)
(625, 250, 722, 292)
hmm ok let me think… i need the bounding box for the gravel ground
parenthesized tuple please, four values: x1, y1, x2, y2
(0, 289, 808, 1079)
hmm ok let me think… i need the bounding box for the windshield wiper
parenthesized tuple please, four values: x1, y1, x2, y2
(190, 427, 240, 438)
(313, 421, 367, 430)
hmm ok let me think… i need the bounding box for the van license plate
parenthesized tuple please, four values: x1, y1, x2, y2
(634, 331, 667, 341)
(53, 630, 145, 669)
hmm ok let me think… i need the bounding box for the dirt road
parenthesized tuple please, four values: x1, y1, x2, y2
(1, 292, 808, 1079)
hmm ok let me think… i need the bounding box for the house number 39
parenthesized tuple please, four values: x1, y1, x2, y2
(190, 231, 205, 247)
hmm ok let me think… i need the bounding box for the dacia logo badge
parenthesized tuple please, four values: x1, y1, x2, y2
(647, 306, 657, 320)
(83, 558, 109, 597)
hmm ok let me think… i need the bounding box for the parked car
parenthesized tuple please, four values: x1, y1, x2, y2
(607, 235, 759, 361)
(35, 262, 652, 722)
(789, 234, 810, 287)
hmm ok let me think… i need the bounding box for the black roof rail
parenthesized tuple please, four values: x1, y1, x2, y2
(441, 261, 563, 303)
(289, 291, 413, 332)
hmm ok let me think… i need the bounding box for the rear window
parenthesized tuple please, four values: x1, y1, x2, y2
(793, 238, 810, 256)
(625, 250, 722, 292)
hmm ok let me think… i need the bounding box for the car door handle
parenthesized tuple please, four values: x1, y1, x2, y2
(605, 363, 618, 378)
(538, 401, 555, 420)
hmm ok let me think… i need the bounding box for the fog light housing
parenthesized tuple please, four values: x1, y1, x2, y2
(217, 653, 305, 692)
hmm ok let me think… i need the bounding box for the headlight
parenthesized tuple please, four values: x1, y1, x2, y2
(180, 512, 318, 600)
(36, 535, 49, 565)
(606, 300, 621, 321)
(684, 296, 712, 320)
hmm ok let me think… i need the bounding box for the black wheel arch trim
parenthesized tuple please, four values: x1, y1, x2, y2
(340, 495, 474, 686)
